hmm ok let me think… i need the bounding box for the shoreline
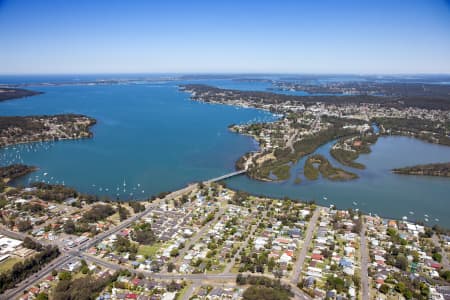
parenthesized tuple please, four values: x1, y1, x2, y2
(0, 87, 43, 102)
(0, 114, 97, 149)
(0, 82, 448, 227)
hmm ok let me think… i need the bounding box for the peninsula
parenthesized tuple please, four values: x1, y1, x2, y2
(0, 114, 97, 148)
(0, 87, 43, 102)
(182, 84, 450, 182)
(0, 164, 37, 183)
(392, 162, 450, 177)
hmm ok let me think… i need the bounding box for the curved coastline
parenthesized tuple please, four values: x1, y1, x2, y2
(0, 81, 449, 227)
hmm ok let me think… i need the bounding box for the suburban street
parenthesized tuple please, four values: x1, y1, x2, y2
(360, 218, 370, 300)
(432, 234, 450, 270)
(174, 203, 227, 265)
(0, 179, 313, 300)
(222, 211, 267, 274)
(1, 254, 74, 300)
(290, 207, 320, 285)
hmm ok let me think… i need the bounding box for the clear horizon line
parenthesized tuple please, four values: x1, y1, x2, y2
(1, 71, 450, 76)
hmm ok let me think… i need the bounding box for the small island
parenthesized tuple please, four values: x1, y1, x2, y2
(0, 87, 43, 102)
(392, 162, 450, 177)
(304, 154, 358, 181)
(0, 114, 97, 148)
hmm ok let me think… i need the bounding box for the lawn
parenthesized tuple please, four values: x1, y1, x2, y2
(207, 264, 225, 274)
(0, 256, 21, 273)
(138, 243, 162, 258)
(107, 212, 121, 224)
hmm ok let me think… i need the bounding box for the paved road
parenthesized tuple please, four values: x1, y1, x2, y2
(83, 253, 311, 299)
(174, 203, 226, 266)
(181, 281, 200, 300)
(222, 210, 266, 274)
(286, 129, 299, 153)
(360, 218, 370, 300)
(290, 207, 320, 285)
(0, 228, 30, 240)
(0, 183, 199, 299)
(1, 254, 74, 300)
(432, 234, 449, 270)
(0, 228, 52, 246)
(0, 180, 313, 300)
(81, 183, 199, 251)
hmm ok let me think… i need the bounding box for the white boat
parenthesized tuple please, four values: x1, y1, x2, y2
(402, 216, 408, 220)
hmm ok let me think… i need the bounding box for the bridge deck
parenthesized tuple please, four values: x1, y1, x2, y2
(205, 169, 247, 183)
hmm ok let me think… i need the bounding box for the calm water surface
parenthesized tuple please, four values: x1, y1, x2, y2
(0, 77, 449, 226)
(227, 136, 450, 226)
(0, 82, 275, 199)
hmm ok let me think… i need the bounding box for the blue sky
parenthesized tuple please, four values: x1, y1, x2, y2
(0, 0, 449, 74)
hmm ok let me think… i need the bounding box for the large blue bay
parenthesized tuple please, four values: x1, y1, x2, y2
(0, 77, 449, 227)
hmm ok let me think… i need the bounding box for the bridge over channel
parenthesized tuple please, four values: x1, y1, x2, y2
(205, 169, 247, 183)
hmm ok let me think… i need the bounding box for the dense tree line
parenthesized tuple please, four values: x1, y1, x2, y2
(131, 222, 157, 245)
(53, 272, 119, 300)
(236, 275, 293, 300)
(23, 237, 43, 251)
(229, 190, 250, 205)
(0, 114, 96, 148)
(392, 162, 450, 177)
(129, 201, 145, 213)
(0, 164, 37, 181)
(330, 148, 365, 169)
(249, 120, 358, 181)
(304, 154, 358, 181)
(330, 134, 377, 169)
(17, 219, 33, 232)
(81, 204, 115, 223)
(181, 84, 450, 110)
(0, 245, 60, 293)
(114, 235, 138, 256)
(374, 117, 450, 146)
(29, 182, 78, 202)
(117, 205, 130, 221)
(0, 88, 42, 102)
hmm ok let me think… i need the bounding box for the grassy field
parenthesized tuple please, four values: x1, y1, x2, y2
(0, 256, 21, 273)
(138, 243, 162, 258)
